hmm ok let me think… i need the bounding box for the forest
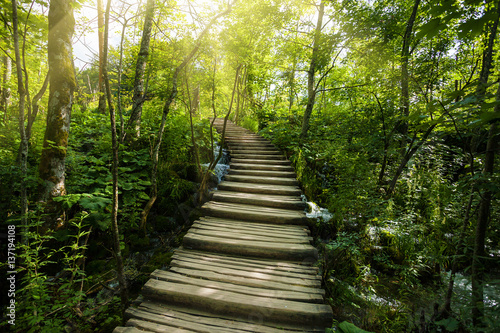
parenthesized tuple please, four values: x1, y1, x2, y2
(0, 0, 499, 331)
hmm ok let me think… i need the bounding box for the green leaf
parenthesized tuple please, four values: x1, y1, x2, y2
(434, 317, 459, 331)
(338, 321, 374, 333)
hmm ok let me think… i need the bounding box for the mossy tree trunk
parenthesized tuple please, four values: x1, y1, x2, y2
(38, 0, 76, 205)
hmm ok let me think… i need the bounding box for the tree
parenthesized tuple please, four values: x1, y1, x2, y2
(300, 1, 324, 140)
(126, 0, 155, 140)
(97, 0, 106, 114)
(103, 0, 128, 311)
(38, 0, 76, 205)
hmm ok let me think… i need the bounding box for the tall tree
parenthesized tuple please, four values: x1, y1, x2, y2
(12, 0, 28, 232)
(300, 1, 324, 140)
(97, 0, 106, 114)
(126, 0, 155, 140)
(103, 0, 128, 311)
(398, 0, 421, 140)
(38, 0, 76, 204)
(471, 0, 500, 325)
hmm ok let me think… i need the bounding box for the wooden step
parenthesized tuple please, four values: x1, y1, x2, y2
(141, 280, 331, 327)
(230, 158, 291, 165)
(133, 301, 327, 332)
(224, 174, 298, 186)
(230, 163, 293, 171)
(229, 150, 282, 156)
(218, 181, 301, 195)
(229, 146, 278, 151)
(230, 153, 285, 160)
(151, 270, 323, 303)
(201, 201, 308, 225)
(212, 191, 307, 209)
(174, 248, 317, 273)
(228, 169, 296, 178)
(197, 217, 311, 236)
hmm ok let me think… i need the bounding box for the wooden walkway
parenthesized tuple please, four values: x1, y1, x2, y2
(114, 119, 333, 333)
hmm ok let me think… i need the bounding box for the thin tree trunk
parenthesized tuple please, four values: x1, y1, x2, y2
(300, 1, 324, 140)
(103, 0, 128, 313)
(12, 0, 28, 237)
(97, 0, 106, 114)
(26, 72, 49, 140)
(1, 54, 11, 123)
(399, 0, 421, 141)
(140, 2, 236, 228)
(127, 0, 155, 140)
(470, 3, 500, 326)
(386, 122, 437, 197)
(471, 100, 499, 327)
(39, 0, 76, 205)
(198, 64, 241, 205)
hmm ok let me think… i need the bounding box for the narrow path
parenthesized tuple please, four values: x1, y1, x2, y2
(114, 119, 333, 332)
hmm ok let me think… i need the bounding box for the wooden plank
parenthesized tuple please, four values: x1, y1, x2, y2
(127, 318, 195, 333)
(218, 181, 302, 196)
(168, 266, 324, 295)
(150, 270, 323, 303)
(192, 221, 312, 241)
(199, 217, 310, 235)
(224, 174, 298, 186)
(201, 202, 308, 225)
(114, 327, 154, 333)
(187, 227, 311, 244)
(211, 191, 306, 209)
(169, 255, 320, 287)
(228, 169, 296, 178)
(138, 301, 316, 333)
(141, 280, 333, 327)
(183, 233, 318, 261)
(175, 249, 319, 273)
(230, 158, 291, 165)
(170, 255, 320, 281)
(127, 308, 236, 333)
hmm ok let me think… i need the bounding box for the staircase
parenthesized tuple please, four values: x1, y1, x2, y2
(113, 118, 333, 333)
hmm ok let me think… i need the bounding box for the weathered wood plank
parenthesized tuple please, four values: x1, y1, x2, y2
(192, 221, 312, 241)
(183, 233, 318, 261)
(224, 174, 298, 186)
(199, 217, 310, 235)
(217, 181, 301, 195)
(150, 270, 323, 303)
(168, 266, 324, 295)
(228, 168, 296, 178)
(141, 280, 333, 327)
(138, 301, 317, 332)
(201, 201, 308, 225)
(188, 226, 312, 244)
(169, 256, 321, 287)
(175, 248, 318, 273)
(170, 255, 320, 281)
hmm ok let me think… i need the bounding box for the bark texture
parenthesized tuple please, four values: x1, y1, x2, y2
(300, 1, 324, 140)
(39, 0, 76, 202)
(127, 0, 155, 139)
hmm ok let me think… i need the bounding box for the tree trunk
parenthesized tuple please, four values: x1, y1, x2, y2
(386, 122, 437, 197)
(12, 0, 28, 237)
(97, 0, 106, 114)
(127, 0, 155, 140)
(300, 1, 324, 140)
(26, 72, 49, 140)
(38, 0, 76, 204)
(398, 0, 421, 141)
(140, 2, 236, 228)
(1, 54, 12, 123)
(103, 0, 128, 313)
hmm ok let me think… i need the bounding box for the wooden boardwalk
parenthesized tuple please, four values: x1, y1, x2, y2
(114, 119, 333, 333)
